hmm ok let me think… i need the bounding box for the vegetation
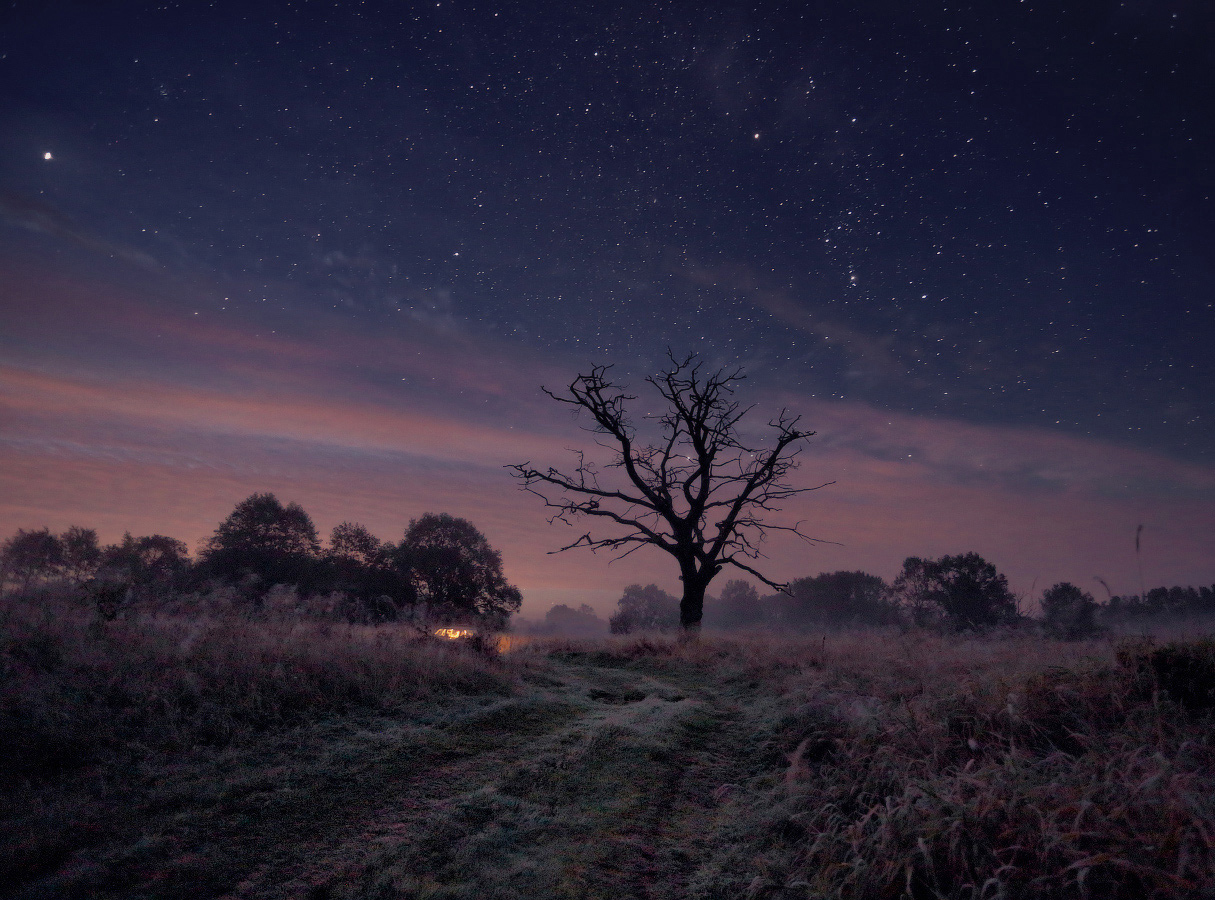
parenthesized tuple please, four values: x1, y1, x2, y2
(399, 512, 522, 628)
(509, 354, 831, 630)
(1, 494, 519, 630)
(608, 583, 681, 634)
(1041, 581, 1100, 640)
(1, 587, 1212, 899)
(4, 499, 1215, 896)
(541, 602, 609, 635)
(891, 552, 1020, 630)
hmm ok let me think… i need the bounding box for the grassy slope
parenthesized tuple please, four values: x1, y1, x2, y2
(3, 608, 1214, 899)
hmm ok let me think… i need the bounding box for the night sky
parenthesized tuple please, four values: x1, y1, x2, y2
(2, 0, 1213, 615)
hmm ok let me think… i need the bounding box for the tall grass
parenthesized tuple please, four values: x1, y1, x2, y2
(0, 595, 516, 783)
(687, 630, 1215, 900)
(4, 602, 1212, 899)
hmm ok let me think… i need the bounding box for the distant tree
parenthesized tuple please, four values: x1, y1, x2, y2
(59, 526, 101, 583)
(608, 583, 681, 634)
(326, 522, 414, 620)
(544, 602, 608, 635)
(706, 578, 765, 629)
(98, 533, 191, 598)
(398, 513, 521, 628)
(0, 527, 63, 595)
(329, 521, 384, 566)
(780, 570, 894, 629)
(509, 354, 830, 631)
(891, 553, 1017, 630)
(199, 493, 321, 593)
(1040, 582, 1099, 640)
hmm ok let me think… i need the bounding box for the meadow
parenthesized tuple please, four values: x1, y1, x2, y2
(2, 594, 1213, 899)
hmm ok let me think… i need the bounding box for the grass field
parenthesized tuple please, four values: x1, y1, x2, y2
(2, 598, 1213, 899)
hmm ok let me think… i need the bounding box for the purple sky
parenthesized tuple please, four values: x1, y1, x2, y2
(2, 1, 1213, 615)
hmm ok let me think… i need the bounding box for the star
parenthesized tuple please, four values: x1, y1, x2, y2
(43, 151, 53, 160)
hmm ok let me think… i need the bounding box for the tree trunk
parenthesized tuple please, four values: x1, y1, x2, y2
(680, 577, 709, 630)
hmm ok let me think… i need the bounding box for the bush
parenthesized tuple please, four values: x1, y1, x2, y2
(1041, 581, 1100, 639)
(1117, 637, 1215, 711)
(608, 584, 680, 634)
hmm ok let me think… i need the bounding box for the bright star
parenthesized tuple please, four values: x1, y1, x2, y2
(43, 151, 53, 160)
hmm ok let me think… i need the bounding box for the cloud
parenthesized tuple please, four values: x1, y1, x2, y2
(2, 255, 1212, 612)
(675, 260, 909, 383)
(0, 191, 160, 270)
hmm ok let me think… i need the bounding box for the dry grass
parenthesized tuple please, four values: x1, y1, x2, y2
(1, 597, 516, 778)
(2, 602, 1212, 899)
(691, 630, 1215, 900)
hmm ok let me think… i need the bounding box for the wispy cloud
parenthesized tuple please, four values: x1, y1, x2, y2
(0, 191, 161, 270)
(2, 258, 1212, 612)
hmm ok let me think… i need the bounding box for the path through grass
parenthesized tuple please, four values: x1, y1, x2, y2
(5, 621, 1213, 899)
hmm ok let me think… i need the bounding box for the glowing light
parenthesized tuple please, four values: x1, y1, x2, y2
(434, 627, 474, 639)
(43, 152, 53, 160)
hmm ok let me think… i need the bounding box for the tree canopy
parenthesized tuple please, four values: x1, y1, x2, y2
(778, 571, 894, 629)
(609, 583, 681, 634)
(892, 552, 1018, 630)
(199, 493, 321, 590)
(399, 513, 521, 627)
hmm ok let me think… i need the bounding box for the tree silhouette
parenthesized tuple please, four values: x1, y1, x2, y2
(780, 570, 893, 629)
(509, 354, 829, 629)
(892, 553, 1018, 630)
(398, 513, 521, 628)
(326, 522, 414, 618)
(99, 533, 191, 598)
(708, 578, 763, 629)
(200, 493, 321, 592)
(608, 583, 680, 634)
(544, 602, 608, 635)
(60, 526, 101, 583)
(1040, 581, 1099, 640)
(0, 527, 63, 595)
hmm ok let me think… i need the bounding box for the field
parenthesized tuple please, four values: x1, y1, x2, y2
(2, 597, 1213, 899)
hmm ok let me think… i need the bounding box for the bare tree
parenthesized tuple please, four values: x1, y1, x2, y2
(508, 354, 831, 629)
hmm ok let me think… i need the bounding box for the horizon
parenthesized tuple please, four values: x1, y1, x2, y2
(3, 1, 1213, 618)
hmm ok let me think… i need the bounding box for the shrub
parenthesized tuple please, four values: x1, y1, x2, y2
(608, 584, 680, 634)
(1041, 581, 1100, 639)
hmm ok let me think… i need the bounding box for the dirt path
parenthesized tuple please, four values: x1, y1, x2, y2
(230, 655, 766, 900)
(11, 652, 771, 900)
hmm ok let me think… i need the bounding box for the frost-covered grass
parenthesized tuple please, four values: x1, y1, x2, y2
(2, 598, 1212, 899)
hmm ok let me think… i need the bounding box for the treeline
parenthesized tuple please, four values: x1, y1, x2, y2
(0, 493, 521, 629)
(604, 552, 1215, 637)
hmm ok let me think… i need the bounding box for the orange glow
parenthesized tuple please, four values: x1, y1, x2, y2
(2, 256, 1214, 620)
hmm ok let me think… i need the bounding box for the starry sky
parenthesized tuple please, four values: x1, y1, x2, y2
(2, 0, 1213, 615)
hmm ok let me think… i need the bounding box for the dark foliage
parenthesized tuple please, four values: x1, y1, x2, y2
(1040, 581, 1099, 639)
(892, 552, 1018, 630)
(608, 583, 681, 634)
(98, 533, 192, 597)
(59, 526, 101, 583)
(198, 493, 322, 596)
(1103, 584, 1215, 623)
(324, 521, 415, 620)
(705, 578, 764, 629)
(1118, 638, 1215, 712)
(398, 513, 521, 629)
(777, 570, 895, 629)
(543, 603, 608, 635)
(0, 527, 64, 594)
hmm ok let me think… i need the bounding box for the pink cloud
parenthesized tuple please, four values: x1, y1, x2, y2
(3, 256, 1213, 617)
